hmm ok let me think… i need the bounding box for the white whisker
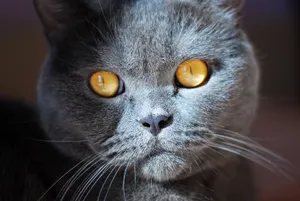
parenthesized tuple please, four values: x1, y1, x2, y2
(77, 162, 111, 201)
(96, 165, 118, 201)
(179, 123, 293, 179)
(200, 146, 226, 179)
(211, 125, 291, 164)
(73, 162, 105, 201)
(85, 17, 111, 44)
(212, 133, 289, 163)
(29, 138, 89, 143)
(37, 154, 94, 201)
(74, 166, 100, 201)
(103, 165, 123, 201)
(122, 164, 129, 201)
(59, 155, 100, 200)
(133, 163, 137, 187)
(208, 142, 291, 179)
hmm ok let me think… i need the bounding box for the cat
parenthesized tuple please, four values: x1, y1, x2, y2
(0, 0, 265, 200)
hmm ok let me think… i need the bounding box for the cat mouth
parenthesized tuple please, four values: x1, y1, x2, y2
(145, 147, 167, 158)
(141, 140, 174, 162)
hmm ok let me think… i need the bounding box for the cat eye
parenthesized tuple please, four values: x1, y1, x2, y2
(89, 71, 124, 97)
(175, 59, 209, 88)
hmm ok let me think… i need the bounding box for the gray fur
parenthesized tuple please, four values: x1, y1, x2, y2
(35, 0, 259, 200)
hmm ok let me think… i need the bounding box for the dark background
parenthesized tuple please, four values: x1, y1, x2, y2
(0, 0, 299, 200)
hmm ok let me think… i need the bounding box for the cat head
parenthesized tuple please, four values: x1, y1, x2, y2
(35, 0, 259, 182)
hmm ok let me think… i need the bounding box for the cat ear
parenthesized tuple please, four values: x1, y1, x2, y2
(34, 0, 100, 44)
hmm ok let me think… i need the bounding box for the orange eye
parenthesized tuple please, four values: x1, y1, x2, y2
(175, 59, 209, 88)
(89, 71, 121, 97)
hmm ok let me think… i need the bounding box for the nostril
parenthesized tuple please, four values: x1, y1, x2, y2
(158, 116, 173, 129)
(142, 122, 151, 128)
(140, 116, 153, 129)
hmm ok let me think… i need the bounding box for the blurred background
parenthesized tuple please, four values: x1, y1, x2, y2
(0, 0, 299, 200)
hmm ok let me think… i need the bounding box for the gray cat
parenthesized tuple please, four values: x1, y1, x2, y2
(2, 0, 273, 200)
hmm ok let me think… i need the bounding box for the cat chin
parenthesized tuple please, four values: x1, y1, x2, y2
(140, 152, 186, 182)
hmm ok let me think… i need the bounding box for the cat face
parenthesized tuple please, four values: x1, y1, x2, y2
(36, 0, 259, 182)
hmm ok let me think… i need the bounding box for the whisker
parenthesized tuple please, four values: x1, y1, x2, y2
(190, 152, 207, 180)
(122, 164, 129, 201)
(72, 161, 106, 201)
(213, 124, 280, 143)
(214, 127, 266, 142)
(200, 146, 226, 180)
(59, 158, 98, 200)
(37, 154, 94, 201)
(96, 164, 118, 201)
(72, 166, 97, 200)
(97, 0, 111, 30)
(191, 125, 289, 163)
(212, 133, 288, 162)
(133, 163, 137, 187)
(85, 18, 111, 44)
(73, 165, 100, 201)
(208, 142, 292, 179)
(58, 155, 100, 200)
(103, 165, 123, 201)
(27, 138, 89, 143)
(76, 162, 111, 201)
(223, 141, 290, 173)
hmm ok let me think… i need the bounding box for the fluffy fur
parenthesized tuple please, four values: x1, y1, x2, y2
(1, 0, 262, 200)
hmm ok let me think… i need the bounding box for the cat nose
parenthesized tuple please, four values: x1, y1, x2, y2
(140, 115, 173, 136)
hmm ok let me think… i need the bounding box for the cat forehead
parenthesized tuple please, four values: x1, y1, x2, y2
(96, 0, 237, 74)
